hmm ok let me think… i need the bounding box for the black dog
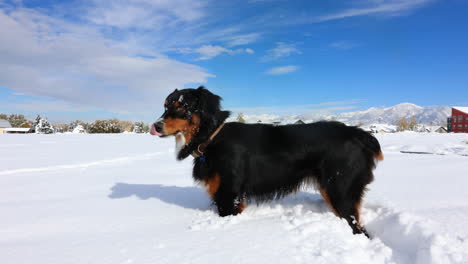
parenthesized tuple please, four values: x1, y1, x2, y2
(150, 86, 383, 237)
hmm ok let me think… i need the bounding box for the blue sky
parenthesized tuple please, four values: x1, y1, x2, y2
(0, 0, 467, 122)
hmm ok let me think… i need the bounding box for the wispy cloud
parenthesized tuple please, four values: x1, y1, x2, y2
(86, 0, 207, 29)
(245, 48, 255, 54)
(1, 99, 96, 113)
(329, 40, 360, 50)
(179, 45, 254, 60)
(266, 65, 299, 75)
(222, 32, 261, 47)
(261, 42, 302, 62)
(194, 45, 231, 60)
(316, 0, 432, 22)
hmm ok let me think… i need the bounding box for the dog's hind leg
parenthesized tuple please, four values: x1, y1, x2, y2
(318, 161, 372, 238)
(320, 185, 369, 237)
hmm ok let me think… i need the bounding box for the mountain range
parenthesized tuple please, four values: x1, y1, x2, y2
(229, 103, 451, 126)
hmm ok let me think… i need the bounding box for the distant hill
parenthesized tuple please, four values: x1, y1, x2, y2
(229, 103, 451, 126)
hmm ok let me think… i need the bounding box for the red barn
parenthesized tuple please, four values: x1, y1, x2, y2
(448, 107, 468, 133)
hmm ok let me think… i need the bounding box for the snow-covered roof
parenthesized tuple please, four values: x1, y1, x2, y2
(453, 106, 468, 114)
(0, 119, 12, 128)
(4, 128, 31, 132)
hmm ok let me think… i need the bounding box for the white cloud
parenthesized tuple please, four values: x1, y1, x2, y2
(316, 0, 432, 22)
(86, 0, 206, 29)
(329, 40, 359, 50)
(180, 45, 255, 60)
(194, 45, 231, 60)
(0, 7, 213, 113)
(261, 42, 301, 62)
(1, 99, 95, 113)
(222, 33, 261, 47)
(266, 65, 299, 75)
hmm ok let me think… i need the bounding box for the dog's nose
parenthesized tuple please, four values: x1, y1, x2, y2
(154, 121, 164, 133)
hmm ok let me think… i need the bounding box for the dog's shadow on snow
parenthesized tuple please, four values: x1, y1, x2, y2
(109, 182, 211, 210)
(109, 182, 325, 213)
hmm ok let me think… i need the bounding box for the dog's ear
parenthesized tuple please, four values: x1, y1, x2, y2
(196, 86, 221, 114)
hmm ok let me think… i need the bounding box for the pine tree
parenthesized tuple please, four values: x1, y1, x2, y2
(33, 115, 54, 134)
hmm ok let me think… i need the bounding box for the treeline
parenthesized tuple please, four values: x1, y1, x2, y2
(0, 114, 31, 127)
(1, 113, 150, 134)
(396, 116, 419, 132)
(62, 119, 150, 133)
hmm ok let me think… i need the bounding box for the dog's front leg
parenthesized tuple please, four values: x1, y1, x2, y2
(215, 190, 238, 216)
(214, 187, 245, 216)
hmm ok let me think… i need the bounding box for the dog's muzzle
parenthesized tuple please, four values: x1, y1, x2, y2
(150, 120, 164, 137)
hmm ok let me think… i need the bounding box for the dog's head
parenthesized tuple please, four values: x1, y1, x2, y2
(150, 86, 229, 159)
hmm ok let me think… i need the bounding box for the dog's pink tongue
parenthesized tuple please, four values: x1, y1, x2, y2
(150, 124, 163, 136)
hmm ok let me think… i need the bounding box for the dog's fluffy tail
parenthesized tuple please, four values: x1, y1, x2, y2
(355, 129, 384, 161)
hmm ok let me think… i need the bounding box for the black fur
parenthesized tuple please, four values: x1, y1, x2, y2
(153, 87, 383, 237)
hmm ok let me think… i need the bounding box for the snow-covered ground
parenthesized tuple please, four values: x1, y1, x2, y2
(1, 132, 467, 264)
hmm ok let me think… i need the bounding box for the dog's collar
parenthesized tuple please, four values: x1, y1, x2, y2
(191, 123, 225, 158)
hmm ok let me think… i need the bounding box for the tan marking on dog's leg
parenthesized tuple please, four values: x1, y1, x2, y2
(203, 173, 221, 199)
(375, 151, 384, 161)
(238, 200, 246, 213)
(354, 200, 362, 226)
(319, 188, 339, 216)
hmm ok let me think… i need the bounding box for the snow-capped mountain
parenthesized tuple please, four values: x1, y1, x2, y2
(228, 103, 451, 126)
(335, 103, 450, 125)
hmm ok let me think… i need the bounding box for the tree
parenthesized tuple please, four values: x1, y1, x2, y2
(133, 121, 150, 133)
(397, 117, 409, 131)
(408, 116, 418, 131)
(20, 122, 32, 128)
(8, 114, 28, 127)
(0, 113, 7, 120)
(69, 120, 88, 132)
(88, 119, 124, 133)
(236, 113, 246, 123)
(119, 120, 134, 132)
(53, 123, 70, 133)
(33, 115, 54, 134)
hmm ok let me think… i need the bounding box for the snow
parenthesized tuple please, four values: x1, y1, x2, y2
(453, 107, 468, 115)
(1, 132, 467, 263)
(72, 125, 85, 134)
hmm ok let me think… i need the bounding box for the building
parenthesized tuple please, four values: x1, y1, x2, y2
(272, 121, 281, 126)
(447, 107, 468, 133)
(3, 128, 32, 134)
(294, 120, 305, 125)
(434, 127, 448, 133)
(0, 119, 12, 133)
